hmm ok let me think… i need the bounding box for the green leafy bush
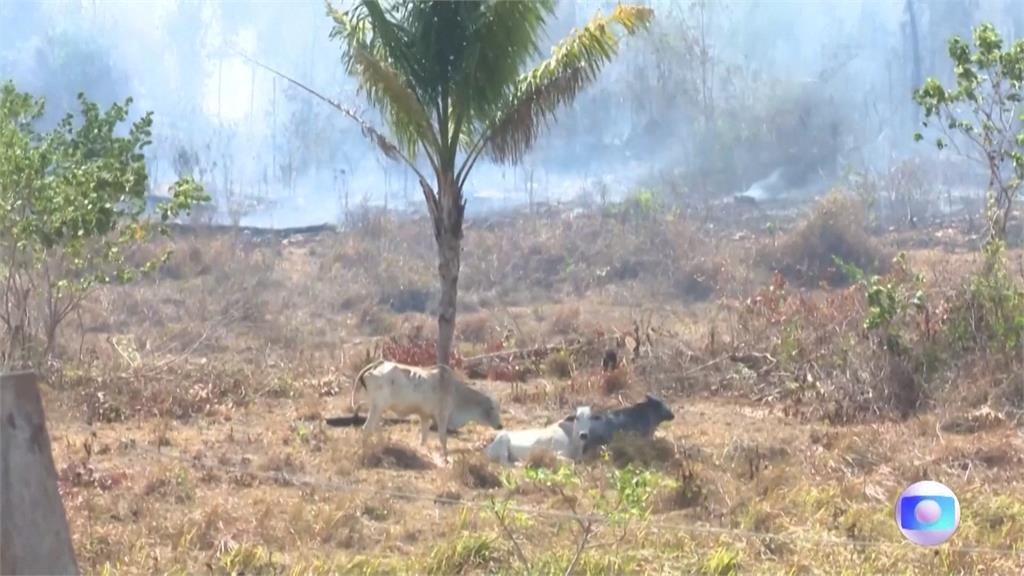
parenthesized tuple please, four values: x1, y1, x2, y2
(0, 81, 206, 364)
(913, 23, 1024, 241)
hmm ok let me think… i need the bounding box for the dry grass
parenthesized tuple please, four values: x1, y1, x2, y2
(524, 449, 564, 472)
(449, 454, 503, 490)
(31, 204, 1024, 575)
(357, 437, 434, 470)
(597, 433, 678, 469)
(600, 366, 631, 395)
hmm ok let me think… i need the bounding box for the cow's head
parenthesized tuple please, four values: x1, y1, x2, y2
(482, 396, 503, 430)
(644, 393, 675, 423)
(565, 406, 596, 443)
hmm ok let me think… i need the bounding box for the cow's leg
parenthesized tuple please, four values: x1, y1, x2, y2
(436, 408, 451, 464)
(363, 402, 382, 435)
(487, 434, 511, 466)
(420, 417, 431, 445)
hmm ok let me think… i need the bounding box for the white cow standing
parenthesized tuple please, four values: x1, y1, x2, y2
(351, 359, 503, 462)
(484, 406, 595, 466)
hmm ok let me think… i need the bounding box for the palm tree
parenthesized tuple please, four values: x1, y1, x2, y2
(327, 0, 653, 365)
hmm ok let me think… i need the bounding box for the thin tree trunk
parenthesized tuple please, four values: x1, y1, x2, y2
(436, 230, 461, 367)
(905, 0, 922, 128)
(434, 175, 464, 368)
(434, 184, 462, 462)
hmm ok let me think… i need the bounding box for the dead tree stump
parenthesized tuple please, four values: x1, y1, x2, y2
(1, 371, 79, 575)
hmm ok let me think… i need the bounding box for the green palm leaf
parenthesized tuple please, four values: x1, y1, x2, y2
(329, 3, 439, 161)
(483, 5, 653, 165)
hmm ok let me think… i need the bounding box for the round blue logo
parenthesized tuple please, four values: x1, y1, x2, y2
(895, 480, 960, 546)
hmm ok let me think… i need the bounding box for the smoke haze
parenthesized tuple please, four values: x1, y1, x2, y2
(2, 0, 1019, 226)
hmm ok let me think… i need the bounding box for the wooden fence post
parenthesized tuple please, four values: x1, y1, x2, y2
(1, 370, 79, 575)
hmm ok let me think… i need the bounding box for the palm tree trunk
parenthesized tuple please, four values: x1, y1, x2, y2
(435, 222, 461, 367)
(434, 174, 464, 368)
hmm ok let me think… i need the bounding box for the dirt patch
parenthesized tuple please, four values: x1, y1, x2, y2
(358, 439, 434, 470)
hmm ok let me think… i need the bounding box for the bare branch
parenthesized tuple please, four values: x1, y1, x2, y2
(488, 498, 531, 570)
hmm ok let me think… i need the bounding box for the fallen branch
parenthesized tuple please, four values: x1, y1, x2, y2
(678, 355, 729, 378)
(107, 335, 138, 369)
(728, 352, 778, 374)
(136, 327, 211, 378)
(463, 336, 616, 368)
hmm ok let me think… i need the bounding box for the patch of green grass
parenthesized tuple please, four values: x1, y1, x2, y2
(701, 544, 741, 575)
(424, 534, 499, 575)
(789, 485, 845, 525)
(839, 504, 893, 541)
(957, 493, 1024, 548)
(217, 542, 280, 574)
(528, 549, 636, 576)
(736, 498, 780, 533)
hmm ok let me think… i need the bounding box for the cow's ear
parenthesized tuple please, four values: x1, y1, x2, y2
(565, 414, 576, 422)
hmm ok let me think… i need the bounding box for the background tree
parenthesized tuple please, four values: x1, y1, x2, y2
(323, 0, 654, 364)
(0, 81, 206, 366)
(913, 23, 1024, 241)
(6, 28, 130, 128)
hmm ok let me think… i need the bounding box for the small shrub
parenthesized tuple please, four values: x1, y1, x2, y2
(600, 367, 630, 395)
(772, 191, 888, 287)
(458, 312, 493, 343)
(601, 461, 675, 519)
(450, 455, 502, 490)
(547, 305, 581, 336)
(263, 376, 299, 399)
(600, 434, 676, 469)
(543, 350, 573, 379)
(675, 258, 722, 301)
(947, 240, 1024, 355)
(381, 334, 465, 368)
(357, 305, 397, 336)
(218, 543, 280, 575)
(702, 545, 742, 575)
(259, 451, 304, 475)
(140, 467, 195, 504)
(657, 465, 707, 512)
(524, 449, 562, 471)
(153, 240, 211, 280)
(424, 534, 498, 576)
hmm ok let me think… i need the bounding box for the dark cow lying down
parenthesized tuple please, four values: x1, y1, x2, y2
(582, 393, 675, 453)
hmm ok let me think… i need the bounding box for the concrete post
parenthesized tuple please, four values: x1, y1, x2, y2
(1, 371, 79, 575)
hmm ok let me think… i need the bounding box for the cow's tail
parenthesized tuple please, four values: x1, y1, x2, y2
(350, 358, 384, 415)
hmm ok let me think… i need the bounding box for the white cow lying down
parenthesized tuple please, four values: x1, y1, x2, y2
(484, 406, 594, 466)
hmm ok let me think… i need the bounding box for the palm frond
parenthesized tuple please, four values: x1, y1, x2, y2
(449, 0, 555, 134)
(482, 4, 654, 166)
(236, 48, 403, 163)
(351, 44, 442, 157)
(329, 2, 440, 160)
